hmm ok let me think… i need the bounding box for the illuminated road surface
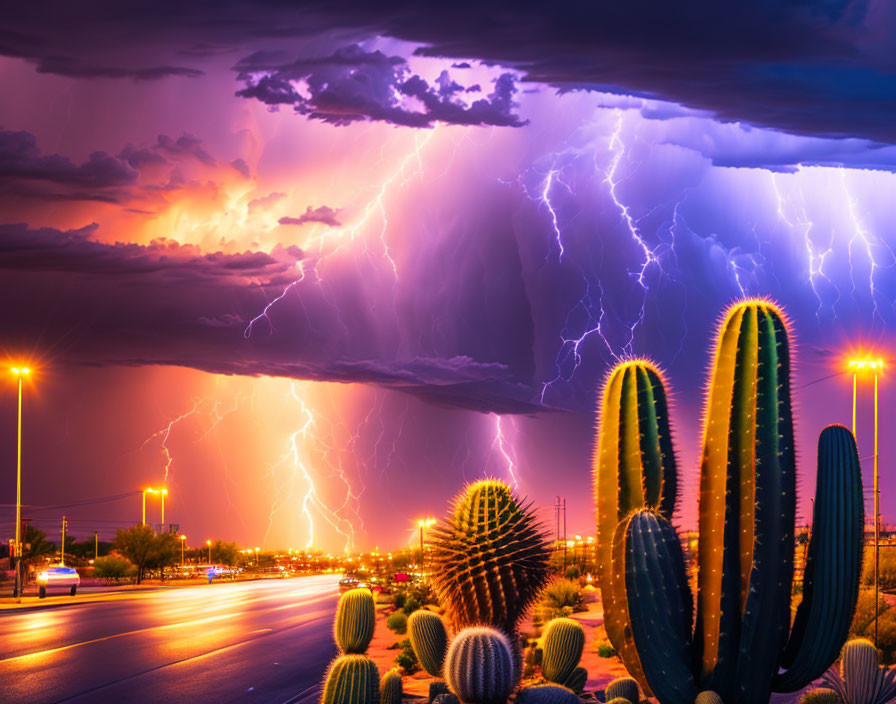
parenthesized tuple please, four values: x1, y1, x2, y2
(0, 574, 339, 704)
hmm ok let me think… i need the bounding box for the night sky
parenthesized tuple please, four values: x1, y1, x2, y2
(1, 2, 895, 553)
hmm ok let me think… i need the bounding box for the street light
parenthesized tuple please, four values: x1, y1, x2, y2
(207, 539, 212, 565)
(849, 357, 884, 647)
(10, 366, 31, 602)
(180, 535, 187, 566)
(142, 487, 168, 527)
(254, 547, 260, 568)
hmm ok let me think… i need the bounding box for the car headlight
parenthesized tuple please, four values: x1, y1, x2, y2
(37, 572, 49, 582)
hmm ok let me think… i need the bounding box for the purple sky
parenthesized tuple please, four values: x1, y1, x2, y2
(0, 3, 895, 552)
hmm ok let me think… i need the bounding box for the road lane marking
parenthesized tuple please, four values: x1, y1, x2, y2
(0, 593, 334, 665)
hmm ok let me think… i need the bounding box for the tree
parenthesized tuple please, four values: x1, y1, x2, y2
(145, 532, 179, 578)
(113, 524, 156, 583)
(93, 554, 136, 581)
(211, 540, 239, 566)
(19, 525, 56, 566)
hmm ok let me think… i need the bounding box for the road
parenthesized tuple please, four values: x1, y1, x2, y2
(0, 574, 339, 704)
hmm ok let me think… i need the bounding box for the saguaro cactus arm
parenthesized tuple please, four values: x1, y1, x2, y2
(774, 425, 864, 692)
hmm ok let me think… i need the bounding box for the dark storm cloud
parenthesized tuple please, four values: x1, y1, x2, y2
(279, 206, 341, 228)
(1, 129, 240, 203)
(0, 128, 138, 201)
(234, 44, 527, 128)
(0, 223, 543, 414)
(3, 1, 896, 143)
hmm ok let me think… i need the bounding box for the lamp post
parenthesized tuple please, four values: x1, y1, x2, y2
(142, 488, 168, 528)
(207, 539, 212, 565)
(254, 547, 260, 569)
(11, 366, 30, 601)
(849, 357, 883, 647)
(180, 535, 187, 566)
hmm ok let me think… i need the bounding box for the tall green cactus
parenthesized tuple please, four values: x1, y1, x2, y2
(408, 610, 449, 677)
(322, 654, 380, 704)
(595, 359, 678, 656)
(380, 669, 402, 704)
(429, 480, 551, 636)
(334, 588, 376, 654)
(595, 299, 864, 704)
(541, 618, 584, 684)
(444, 627, 516, 704)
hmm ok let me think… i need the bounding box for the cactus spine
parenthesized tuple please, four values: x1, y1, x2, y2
(516, 684, 580, 704)
(606, 678, 640, 704)
(595, 360, 678, 656)
(541, 618, 585, 684)
(408, 610, 449, 677)
(429, 480, 550, 636)
(334, 588, 376, 654)
(322, 654, 380, 704)
(380, 670, 402, 704)
(444, 627, 515, 704)
(595, 300, 864, 704)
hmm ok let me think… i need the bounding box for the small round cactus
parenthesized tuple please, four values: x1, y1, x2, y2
(321, 654, 380, 704)
(380, 669, 402, 704)
(516, 684, 580, 704)
(607, 698, 632, 704)
(695, 692, 723, 704)
(408, 609, 449, 677)
(799, 688, 841, 704)
(541, 618, 585, 684)
(561, 666, 587, 695)
(606, 677, 639, 704)
(444, 627, 515, 704)
(334, 588, 375, 654)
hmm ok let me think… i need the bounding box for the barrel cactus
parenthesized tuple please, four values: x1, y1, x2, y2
(607, 698, 633, 704)
(696, 692, 724, 704)
(335, 588, 375, 654)
(408, 609, 449, 677)
(444, 627, 516, 704)
(823, 639, 896, 704)
(429, 480, 551, 636)
(516, 684, 580, 704)
(561, 666, 587, 695)
(541, 618, 585, 684)
(800, 689, 842, 704)
(380, 670, 402, 704)
(322, 654, 380, 704)
(606, 677, 640, 704)
(595, 300, 864, 704)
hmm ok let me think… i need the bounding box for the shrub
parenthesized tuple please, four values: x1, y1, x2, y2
(540, 579, 586, 620)
(395, 639, 418, 673)
(93, 554, 136, 581)
(387, 611, 408, 635)
(403, 596, 421, 615)
(596, 642, 617, 658)
(565, 566, 580, 581)
(393, 591, 407, 610)
(850, 590, 896, 662)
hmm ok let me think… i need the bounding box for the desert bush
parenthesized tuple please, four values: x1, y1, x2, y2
(387, 611, 408, 635)
(540, 579, 586, 620)
(850, 590, 896, 663)
(395, 639, 418, 673)
(862, 547, 896, 591)
(93, 554, 136, 581)
(565, 566, 580, 580)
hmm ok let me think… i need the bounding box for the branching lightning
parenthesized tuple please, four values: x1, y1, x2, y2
(491, 414, 519, 489)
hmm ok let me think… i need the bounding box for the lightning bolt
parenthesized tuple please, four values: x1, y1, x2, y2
(141, 398, 204, 484)
(491, 414, 519, 489)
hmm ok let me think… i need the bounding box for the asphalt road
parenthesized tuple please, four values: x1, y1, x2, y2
(0, 574, 339, 704)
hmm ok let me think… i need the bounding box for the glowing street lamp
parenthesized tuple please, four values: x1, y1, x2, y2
(207, 539, 212, 565)
(848, 356, 884, 647)
(10, 366, 31, 601)
(142, 487, 168, 527)
(417, 517, 437, 552)
(179, 535, 187, 566)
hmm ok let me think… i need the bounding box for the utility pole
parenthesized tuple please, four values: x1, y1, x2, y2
(61, 516, 67, 566)
(94, 530, 98, 561)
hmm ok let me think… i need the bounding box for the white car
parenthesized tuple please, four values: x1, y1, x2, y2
(36, 565, 80, 598)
